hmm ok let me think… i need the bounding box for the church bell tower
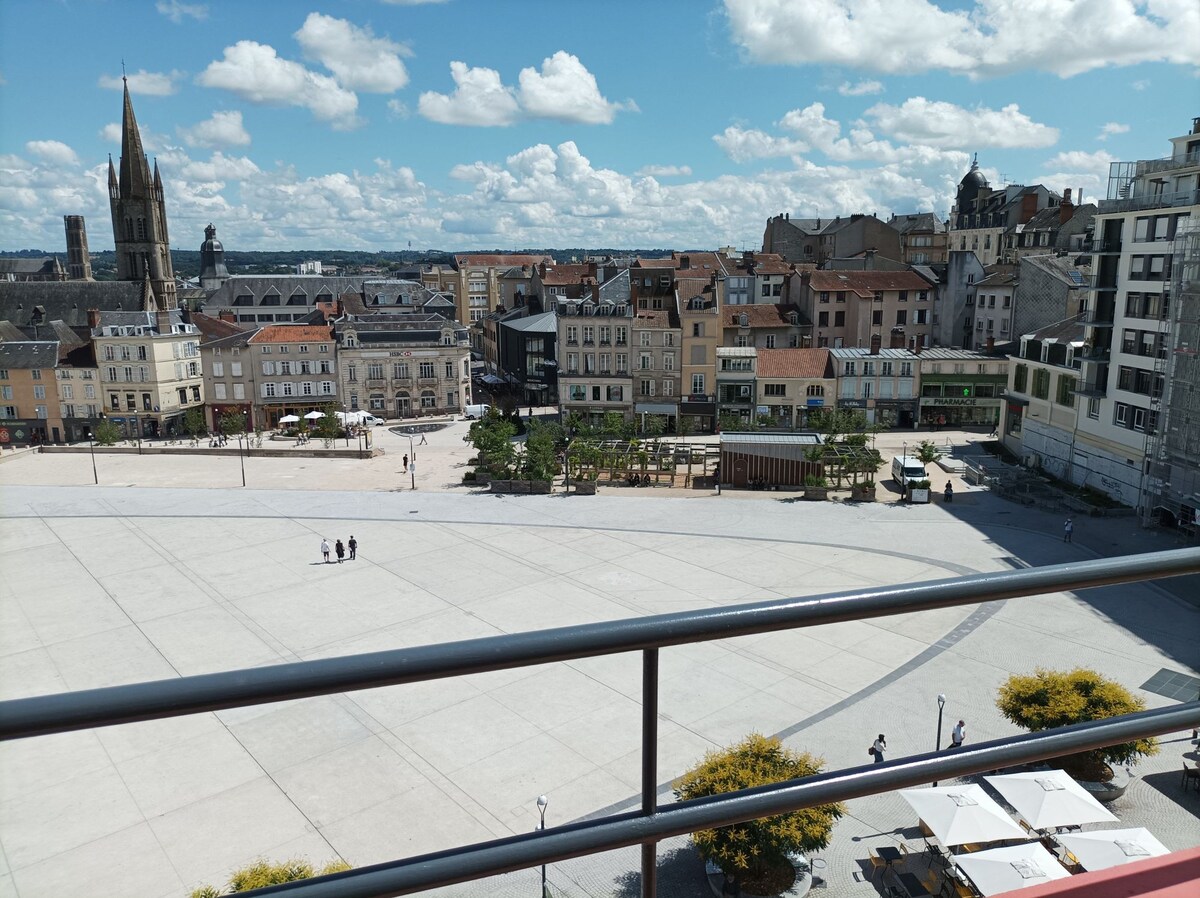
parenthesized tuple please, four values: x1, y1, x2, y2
(109, 77, 177, 309)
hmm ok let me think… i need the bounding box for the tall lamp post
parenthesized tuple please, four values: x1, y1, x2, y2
(237, 412, 247, 488)
(87, 426, 98, 485)
(933, 693, 947, 786)
(536, 794, 549, 898)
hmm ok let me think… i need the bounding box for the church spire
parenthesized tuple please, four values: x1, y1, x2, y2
(141, 259, 159, 312)
(107, 154, 119, 199)
(119, 79, 152, 198)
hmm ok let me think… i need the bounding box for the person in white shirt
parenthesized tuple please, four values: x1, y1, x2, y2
(320, 538, 330, 563)
(872, 734, 887, 763)
(951, 720, 966, 748)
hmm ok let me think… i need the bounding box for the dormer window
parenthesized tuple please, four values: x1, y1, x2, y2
(788, 312, 798, 325)
(344, 333, 357, 348)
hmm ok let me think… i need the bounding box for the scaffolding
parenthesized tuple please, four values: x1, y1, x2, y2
(1141, 219, 1200, 538)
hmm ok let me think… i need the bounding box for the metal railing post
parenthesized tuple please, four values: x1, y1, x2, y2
(641, 648, 659, 898)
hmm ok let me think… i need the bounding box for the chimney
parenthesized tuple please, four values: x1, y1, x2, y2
(913, 342, 922, 355)
(1060, 187, 1075, 224)
(890, 330, 906, 349)
(156, 307, 173, 335)
(986, 336, 995, 353)
(87, 308, 101, 329)
(865, 249, 877, 269)
(1063, 188, 1072, 204)
(743, 250, 754, 264)
(219, 309, 236, 323)
(680, 254, 690, 270)
(870, 333, 881, 355)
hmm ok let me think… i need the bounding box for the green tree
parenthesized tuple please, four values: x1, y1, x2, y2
(674, 734, 844, 892)
(522, 420, 559, 481)
(183, 407, 208, 438)
(189, 858, 351, 897)
(996, 668, 1159, 779)
(675, 414, 694, 438)
(914, 440, 942, 465)
(218, 410, 247, 438)
(601, 411, 632, 438)
(313, 403, 341, 444)
(641, 414, 666, 438)
(718, 412, 743, 433)
(94, 420, 121, 446)
(468, 411, 517, 476)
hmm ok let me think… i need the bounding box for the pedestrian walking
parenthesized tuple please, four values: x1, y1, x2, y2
(402, 453, 409, 471)
(950, 719, 966, 749)
(870, 734, 887, 764)
(348, 535, 357, 560)
(418, 432, 428, 445)
(320, 538, 330, 564)
(335, 539, 345, 563)
(1063, 517, 1074, 543)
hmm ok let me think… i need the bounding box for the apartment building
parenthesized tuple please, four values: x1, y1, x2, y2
(722, 303, 810, 350)
(556, 292, 634, 424)
(803, 270, 933, 350)
(917, 348, 1009, 429)
(426, 254, 552, 324)
(889, 213, 948, 265)
(335, 314, 471, 419)
(715, 346, 757, 424)
(949, 158, 1064, 267)
(202, 328, 256, 431)
(676, 274, 720, 432)
(1075, 117, 1200, 512)
(1001, 318, 1085, 474)
(0, 342, 63, 444)
(245, 325, 337, 428)
(1013, 254, 1090, 338)
(966, 265, 1017, 350)
(631, 305, 682, 429)
(92, 308, 204, 439)
(763, 213, 901, 266)
(754, 348, 835, 429)
(829, 345, 918, 427)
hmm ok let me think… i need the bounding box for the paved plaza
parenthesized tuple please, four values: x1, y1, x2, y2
(0, 430, 1197, 898)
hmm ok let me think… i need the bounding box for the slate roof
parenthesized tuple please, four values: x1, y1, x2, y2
(597, 269, 631, 304)
(501, 311, 558, 333)
(725, 303, 808, 328)
(756, 348, 833, 379)
(0, 257, 64, 277)
(538, 263, 595, 285)
(889, 213, 946, 235)
(0, 341, 61, 369)
(632, 308, 680, 330)
(93, 310, 186, 333)
(807, 270, 932, 295)
(1024, 317, 1087, 343)
(189, 313, 247, 344)
(0, 281, 147, 328)
(975, 265, 1019, 288)
(1020, 254, 1091, 287)
(200, 276, 363, 313)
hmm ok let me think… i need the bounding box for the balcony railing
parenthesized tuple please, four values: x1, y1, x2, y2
(1100, 187, 1200, 214)
(2, 550, 1198, 898)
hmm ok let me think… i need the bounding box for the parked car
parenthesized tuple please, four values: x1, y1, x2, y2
(463, 403, 491, 420)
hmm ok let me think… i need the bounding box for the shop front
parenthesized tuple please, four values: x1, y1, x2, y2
(0, 420, 47, 447)
(919, 395, 1001, 428)
(873, 399, 917, 429)
(680, 394, 716, 433)
(209, 403, 255, 433)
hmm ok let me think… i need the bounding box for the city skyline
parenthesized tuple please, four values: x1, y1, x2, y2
(1, 0, 1197, 253)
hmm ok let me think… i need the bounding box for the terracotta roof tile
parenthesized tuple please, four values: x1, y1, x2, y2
(807, 270, 932, 294)
(248, 325, 333, 344)
(756, 348, 832, 379)
(724, 303, 806, 328)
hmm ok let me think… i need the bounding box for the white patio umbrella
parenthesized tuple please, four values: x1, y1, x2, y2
(985, 769, 1117, 831)
(899, 785, 1028, 846)
(954, 842, 1070, 896)
(1056, 828, 1168, 871)
(304, 410, 326, 420)
(277, 414, 300, 424)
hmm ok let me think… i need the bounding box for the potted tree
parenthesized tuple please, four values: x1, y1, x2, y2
(675, 734, 844, 897)
(803, 474, 828, 501)
(908, 479, 932, 504)
(996, 668, 1158, 801)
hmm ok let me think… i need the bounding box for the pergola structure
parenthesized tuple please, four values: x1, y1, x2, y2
(565, 438, 720, 487)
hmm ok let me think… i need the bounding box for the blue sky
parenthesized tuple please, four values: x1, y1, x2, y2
(1, 0, 1197, 253)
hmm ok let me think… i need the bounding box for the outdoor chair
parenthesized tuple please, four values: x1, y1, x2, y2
(1181, 762, 1200, 791)
(898, 842, 912, 870)
(868, 848, 889, 880)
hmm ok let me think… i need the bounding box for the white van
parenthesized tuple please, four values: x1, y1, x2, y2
(463, 403, 491, 420)
(892, 455, 927, 487)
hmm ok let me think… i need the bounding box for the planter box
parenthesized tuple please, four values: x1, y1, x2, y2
(803, 487, 829, 501)
(528, 480, 552, 494)
(851, 486, 877, 502)
(474, 471, 492, 484)
(909, 488, 930, 504)
(572, 481, 597, 495)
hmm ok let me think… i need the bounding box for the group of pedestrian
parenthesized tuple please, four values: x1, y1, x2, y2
(869, 719, 966, 764)
(320, 535, 358, 564)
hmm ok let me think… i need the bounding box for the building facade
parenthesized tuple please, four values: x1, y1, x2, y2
(335, 314, 471, 419)
(1001, 318, 1085, 475)
(0, 342, 63, 445)
(916, 348, 1008, 429)
(555, 293, 634, 424)
(754, 348, 835, 429)
(92, 308, 204, 438)
(802, 270, 933, 350)
(631, 306, 682, 430)
(829, 346, 918, 427)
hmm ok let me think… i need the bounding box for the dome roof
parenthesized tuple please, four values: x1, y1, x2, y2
(959, 154, 988, 189)
(202, 237, 224, 252)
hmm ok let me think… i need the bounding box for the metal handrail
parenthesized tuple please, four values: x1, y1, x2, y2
(3, 550, 1198, 740)
(3, 549, 1199, 898)
(243, 703, 1200, 897)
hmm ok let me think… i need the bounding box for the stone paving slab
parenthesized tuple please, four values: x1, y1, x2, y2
(1, 447, 1198, 897)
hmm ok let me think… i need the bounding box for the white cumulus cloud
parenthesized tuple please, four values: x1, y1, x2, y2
(294, 12, 409, 93)
(418, 62, 520, 126)
(198, 41, 360, 129)
(179, 110, 251, 148)
(1098, 121, 1130, 140)
(182, 152, 261, 182)
(517, 52, 630, 124)
(25, 140, 80, 167)
(156, 0, 207, 23)
(420, 53, 631, 127)
(636, 164, 693, 177)
(713, 126, 808, 162)
(98, 69, 182, 96)
(838, 79, 883, 96)
(1037, 149, 1116, 204)
(724, 0, 1200, 78)
(865, 98, 1058, 148)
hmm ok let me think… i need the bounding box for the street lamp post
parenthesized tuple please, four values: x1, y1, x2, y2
(536, 794, 549, 898)
(87, 427, 98, 485)
(933, 693, 947, 786)
(237, 412, 247, 488)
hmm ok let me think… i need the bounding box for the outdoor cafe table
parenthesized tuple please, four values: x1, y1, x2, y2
(983, 770, 1117, 832)
(954, 843, 1071, 896)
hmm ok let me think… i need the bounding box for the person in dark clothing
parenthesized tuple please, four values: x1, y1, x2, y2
(335, 539, 345, 563)
(348, 535, 357, 560)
